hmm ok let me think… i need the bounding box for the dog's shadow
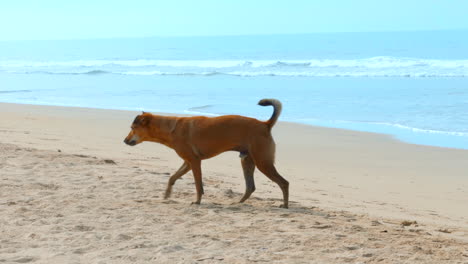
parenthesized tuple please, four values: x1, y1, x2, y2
(161, 193, 329, 219)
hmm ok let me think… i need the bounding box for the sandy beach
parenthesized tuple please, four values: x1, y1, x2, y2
(1, 102, 467, 263)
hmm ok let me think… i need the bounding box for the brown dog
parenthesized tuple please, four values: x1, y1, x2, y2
(124, 99, 289, 208)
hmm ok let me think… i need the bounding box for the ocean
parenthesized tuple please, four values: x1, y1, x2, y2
(1, 31, 467, 149)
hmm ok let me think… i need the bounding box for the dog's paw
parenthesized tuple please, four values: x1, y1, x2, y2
(191, 201, 201, 205)
(279, 204, 289, 209)
(164, 190, 172, 199)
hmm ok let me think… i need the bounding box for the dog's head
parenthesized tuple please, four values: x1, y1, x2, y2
(124, 112, 152, 146)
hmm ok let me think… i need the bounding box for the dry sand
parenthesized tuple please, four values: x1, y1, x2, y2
(1, 102, 467, 263)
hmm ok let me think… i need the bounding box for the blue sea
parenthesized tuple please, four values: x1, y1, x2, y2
(1, 31, 468, 149)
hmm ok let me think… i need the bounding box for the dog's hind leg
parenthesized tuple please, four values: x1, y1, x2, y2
(249, 137, 289, 208)
(164, 161, 191, 199)
(256, 161, 289, 208)
(239, 154, 256, 203)
(251, 142, 289, 208)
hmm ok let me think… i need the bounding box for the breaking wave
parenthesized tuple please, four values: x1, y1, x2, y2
(1, 57, 468, 77)
(4, 70, 467, 78)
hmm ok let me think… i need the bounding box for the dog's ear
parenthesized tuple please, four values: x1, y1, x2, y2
(133, 114, 150, 126)
(139, 116, 150, 126)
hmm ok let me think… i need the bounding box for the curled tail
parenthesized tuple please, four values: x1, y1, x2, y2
(258, 98, 282, 129)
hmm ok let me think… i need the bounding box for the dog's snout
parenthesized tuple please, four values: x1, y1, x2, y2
(124, 134, 140, 146)
(124, 138, 137, 146)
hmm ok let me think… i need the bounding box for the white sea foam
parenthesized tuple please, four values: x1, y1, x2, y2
(298, 118, 468, 137)
(370, 122, 468, 137)
(1, 57, 468, 68)
(4, 70, 468, 78)
(1, 57, 468, 77)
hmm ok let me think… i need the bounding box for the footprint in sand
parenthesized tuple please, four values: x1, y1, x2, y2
(344, 245, 360, 250)
(161, 245, 185, 253)
(73, 225, 94, 232)
(117, 234, 133, 240)
(11, 257, 36, 263)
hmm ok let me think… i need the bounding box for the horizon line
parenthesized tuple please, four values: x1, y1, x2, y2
(1, 28, 467, 42)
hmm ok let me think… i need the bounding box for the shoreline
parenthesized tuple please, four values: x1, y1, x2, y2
(2, 101, 467, 151)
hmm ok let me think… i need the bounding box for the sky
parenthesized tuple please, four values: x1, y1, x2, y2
(1, 0, 468, 40)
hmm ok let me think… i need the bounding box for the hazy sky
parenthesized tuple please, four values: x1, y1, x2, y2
(1, 0, 468, 40)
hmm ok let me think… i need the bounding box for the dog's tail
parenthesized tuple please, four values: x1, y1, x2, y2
(258, 98, 282, 129)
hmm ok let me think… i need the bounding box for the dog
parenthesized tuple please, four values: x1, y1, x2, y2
(124, 99, 289, 208)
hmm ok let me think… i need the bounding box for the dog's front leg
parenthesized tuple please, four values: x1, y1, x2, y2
(190, 159, 204, 205)
(164, 161, 191, 199)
